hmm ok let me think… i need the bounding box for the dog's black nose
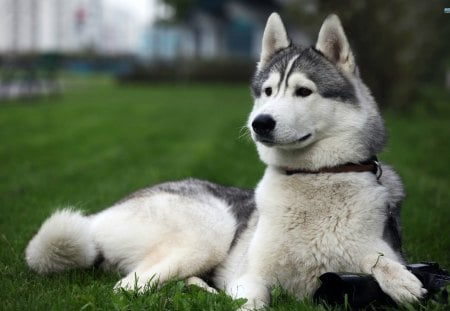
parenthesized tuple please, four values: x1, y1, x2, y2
(252, 114, 276, 136)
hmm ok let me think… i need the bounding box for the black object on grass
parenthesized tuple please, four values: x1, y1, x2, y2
(314, 262, 450, 308)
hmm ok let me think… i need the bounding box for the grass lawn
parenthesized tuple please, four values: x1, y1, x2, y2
(0, 77, 448, 310)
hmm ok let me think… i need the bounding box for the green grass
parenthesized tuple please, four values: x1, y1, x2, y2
(0, 77, 448, 310)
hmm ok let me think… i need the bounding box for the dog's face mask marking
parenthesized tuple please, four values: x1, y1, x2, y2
(251, 66, 319, 150)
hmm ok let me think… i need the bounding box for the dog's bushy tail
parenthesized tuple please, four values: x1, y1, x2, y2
(25, 209, 98, 274)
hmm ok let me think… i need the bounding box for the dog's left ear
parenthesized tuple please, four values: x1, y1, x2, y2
(316, 14, 355, 74)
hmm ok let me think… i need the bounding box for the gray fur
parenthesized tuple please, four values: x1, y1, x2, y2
(378, 165, 406, 259)
(252, 46, 297, 97)
(252, 45, 356, 103)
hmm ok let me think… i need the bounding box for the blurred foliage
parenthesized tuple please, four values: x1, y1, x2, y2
(161, 0, 279, 20)
(162, 0, 449, 110)
(163, 0, 196, 19)
(282, 0, 450, 110)
(118, 59, 254, 84)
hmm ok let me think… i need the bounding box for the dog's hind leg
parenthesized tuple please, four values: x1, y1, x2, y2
(114, 245, 223, 293)
(109, 192, 237, 293)
(186, 276, 217, 293)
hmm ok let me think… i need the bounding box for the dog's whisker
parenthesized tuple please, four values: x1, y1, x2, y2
(237, 126, 251, 141)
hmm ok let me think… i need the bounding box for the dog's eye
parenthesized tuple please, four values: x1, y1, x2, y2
(264, 87, 272, 96)
(295, 87, 312, 97)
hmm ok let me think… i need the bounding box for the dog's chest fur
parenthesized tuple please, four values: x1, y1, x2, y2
(254, 167, 389, 294)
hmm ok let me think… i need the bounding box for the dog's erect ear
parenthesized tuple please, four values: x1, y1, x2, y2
(316, 14, 355, 74)
(258, 13, 290, 71)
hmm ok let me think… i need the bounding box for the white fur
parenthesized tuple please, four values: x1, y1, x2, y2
(231, 13, 426, 309)
(250, 69, 370, 170)
(361, 254, 426, 303)
(92, 192, 237, 291)
(25, 209, 97, 274)
(186, 276, 217, 293)
(26, 192, 237, 293)
(225, 168, 425, 308)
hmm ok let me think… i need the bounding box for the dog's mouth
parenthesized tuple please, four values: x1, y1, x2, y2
(256, 133, 312, 147)
(297, 133, 312, 142)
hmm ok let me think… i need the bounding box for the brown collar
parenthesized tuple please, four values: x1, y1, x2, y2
(284, 157, 382, 179)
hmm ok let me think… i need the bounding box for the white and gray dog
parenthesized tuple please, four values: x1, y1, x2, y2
(26, 13, 426, 309)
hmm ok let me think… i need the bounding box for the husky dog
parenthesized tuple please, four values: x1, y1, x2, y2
(26, 13, 426, 309)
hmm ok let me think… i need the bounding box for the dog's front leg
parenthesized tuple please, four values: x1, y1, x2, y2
(227, 221, 278, 310)
(229, 274, 270, 310)
(360, 253, 427, 304)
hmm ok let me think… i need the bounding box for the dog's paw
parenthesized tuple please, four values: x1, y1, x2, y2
(185, 276, 218, 294)
(227, 275, 269, 310)
(373, 260, 427, 304)
(113, 274, 146, 293)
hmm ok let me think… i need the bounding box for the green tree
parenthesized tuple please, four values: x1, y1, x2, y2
(162, 0, 196, 20)
(283, 0, 450, 110)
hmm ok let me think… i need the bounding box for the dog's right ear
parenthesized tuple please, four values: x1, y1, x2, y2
(258, 13, 290, 71)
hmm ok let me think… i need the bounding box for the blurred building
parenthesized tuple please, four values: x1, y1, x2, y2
(140, 0, 308, 61)
(0, 0, 142, 55)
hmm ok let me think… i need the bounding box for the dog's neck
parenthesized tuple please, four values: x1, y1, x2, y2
(281, 156, 381, 178)
(256, 134, 380, 172)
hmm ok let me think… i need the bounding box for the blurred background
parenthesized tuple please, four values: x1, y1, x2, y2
(0, 0, 448, 109)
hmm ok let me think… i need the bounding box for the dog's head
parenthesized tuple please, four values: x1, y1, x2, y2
(249, 13, 386, 170)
